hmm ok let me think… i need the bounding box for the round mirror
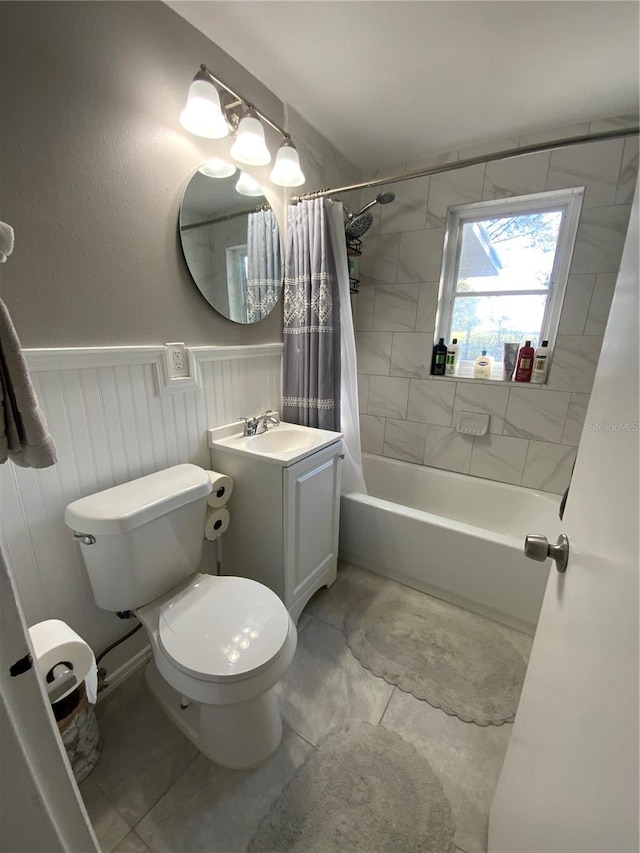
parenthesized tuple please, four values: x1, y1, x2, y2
(179, 163, 284, 324)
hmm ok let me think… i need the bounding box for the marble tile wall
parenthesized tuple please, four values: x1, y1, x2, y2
(350, 115, 638, 493)
(182, 217, 247, 314)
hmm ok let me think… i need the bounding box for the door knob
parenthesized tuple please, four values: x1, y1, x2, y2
(524, 533, 569, 573)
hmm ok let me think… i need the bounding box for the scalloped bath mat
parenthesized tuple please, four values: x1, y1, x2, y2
(344, 581, 528, 725)
(249, 722, 455, 853)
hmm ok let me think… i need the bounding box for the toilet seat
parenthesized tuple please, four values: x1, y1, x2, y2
(158, 574, 291, 683)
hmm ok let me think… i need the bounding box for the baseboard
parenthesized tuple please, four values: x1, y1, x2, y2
(96, 645, 152, 702)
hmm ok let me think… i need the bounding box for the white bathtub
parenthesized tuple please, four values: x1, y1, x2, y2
(339, 454, 561, 635)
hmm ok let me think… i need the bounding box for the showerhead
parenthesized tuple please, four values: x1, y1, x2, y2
(376, 192, 396, 205)
(345, 212, 374, 239)
(343, 190, 395, 239)
(350, 191, 396, 221)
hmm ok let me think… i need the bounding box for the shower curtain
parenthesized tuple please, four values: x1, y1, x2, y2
(246, 209, 282, 323)
(283, 198, 366, 494)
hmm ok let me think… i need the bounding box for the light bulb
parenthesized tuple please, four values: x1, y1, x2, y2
(230, 110, 271, 166)
(198, 159, 236, 179)
(235, 171, 264, 197)
(269, 138, 306, 187)
(180, 76, 229, 139)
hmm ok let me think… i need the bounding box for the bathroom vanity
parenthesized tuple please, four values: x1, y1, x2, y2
(208, 422, 343, 622)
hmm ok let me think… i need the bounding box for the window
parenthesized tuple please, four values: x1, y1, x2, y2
(436, 188, 584, 379)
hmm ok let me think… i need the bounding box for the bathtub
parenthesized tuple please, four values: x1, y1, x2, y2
(339, 454, 561, 635)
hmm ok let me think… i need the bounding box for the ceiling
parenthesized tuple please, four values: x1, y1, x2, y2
(167, 1, 639, 173)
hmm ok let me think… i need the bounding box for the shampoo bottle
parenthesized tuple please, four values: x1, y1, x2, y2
(514, 340, 535, 382)
(445, 338, 460, 375)
(473, 350, 493, 379)
(531, 340, 551, 383)
(431, 337, 448, 376)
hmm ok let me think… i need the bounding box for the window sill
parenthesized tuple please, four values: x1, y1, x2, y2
(432, 363, 547, 386)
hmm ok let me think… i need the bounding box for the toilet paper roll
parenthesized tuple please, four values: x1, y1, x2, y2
(205, 470, 233, 508)
(28, 619, 97, 705)
(204, 506, 230, 541)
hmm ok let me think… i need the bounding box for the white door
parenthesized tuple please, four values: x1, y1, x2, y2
(0, 547, 98, 852)
(489, 188, 639, 852)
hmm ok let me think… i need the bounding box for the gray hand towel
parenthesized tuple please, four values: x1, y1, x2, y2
(0, 298, 57, 468)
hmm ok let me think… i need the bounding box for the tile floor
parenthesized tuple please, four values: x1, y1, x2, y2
(80, 563, 531, 853)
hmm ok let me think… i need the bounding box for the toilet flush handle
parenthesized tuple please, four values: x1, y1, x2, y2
(72, 531, 96, 545)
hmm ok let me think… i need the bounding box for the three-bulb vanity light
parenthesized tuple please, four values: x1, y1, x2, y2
(180, 64, 306, 189)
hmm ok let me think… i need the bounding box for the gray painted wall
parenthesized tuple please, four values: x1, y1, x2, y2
(0, 1, 289, 347)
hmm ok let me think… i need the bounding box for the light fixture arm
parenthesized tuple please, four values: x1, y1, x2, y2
(182, 63, 304, 184)
(198, 64, 290, 140)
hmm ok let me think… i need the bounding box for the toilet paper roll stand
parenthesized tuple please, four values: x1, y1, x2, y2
(45, 661, 78, 703)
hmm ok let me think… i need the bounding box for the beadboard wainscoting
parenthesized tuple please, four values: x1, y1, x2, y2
(1, 344, 283, 662)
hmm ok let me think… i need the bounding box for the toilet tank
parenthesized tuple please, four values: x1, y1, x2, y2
(65, 464, 212, 612)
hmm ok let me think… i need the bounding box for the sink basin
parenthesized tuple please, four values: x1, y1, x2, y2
(245, 427, 318, 454)
(208, 421, 343, 467)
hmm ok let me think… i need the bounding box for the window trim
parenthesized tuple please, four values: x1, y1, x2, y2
(435, 187, 585, 376)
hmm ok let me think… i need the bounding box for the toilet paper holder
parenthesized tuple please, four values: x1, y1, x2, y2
(28, 619, 97, 706)
(46, 662, 78, 703)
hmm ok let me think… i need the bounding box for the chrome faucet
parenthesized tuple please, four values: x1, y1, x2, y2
(237, 411, 280, 437)
(256, 410, 280, 433)
(237, 416, 259, 437)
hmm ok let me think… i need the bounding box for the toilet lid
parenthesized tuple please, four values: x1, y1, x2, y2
(158, 575, 291, 682)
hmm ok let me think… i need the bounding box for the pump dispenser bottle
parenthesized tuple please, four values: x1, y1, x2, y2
(473, 350, 493, 379)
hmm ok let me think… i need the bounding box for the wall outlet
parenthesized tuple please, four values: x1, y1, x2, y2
(164, 342, 189, 379)
(155, 344, 201, 396)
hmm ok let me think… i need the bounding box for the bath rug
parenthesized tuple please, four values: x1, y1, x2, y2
(344, 582, 527, 725)
(249, 722, 455, 853)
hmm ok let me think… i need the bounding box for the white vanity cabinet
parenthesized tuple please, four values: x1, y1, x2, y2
(210, 437, 342, 622)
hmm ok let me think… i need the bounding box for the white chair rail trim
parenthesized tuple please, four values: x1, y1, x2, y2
(189, 343, 283, 363)
(24, 346, 166, 371)
(24, 343, 284, 372)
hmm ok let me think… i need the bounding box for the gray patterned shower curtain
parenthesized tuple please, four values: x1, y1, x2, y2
(282, 199, 341, 430)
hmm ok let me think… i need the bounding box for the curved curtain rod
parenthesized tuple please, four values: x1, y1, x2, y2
(291, 126, 639, 203)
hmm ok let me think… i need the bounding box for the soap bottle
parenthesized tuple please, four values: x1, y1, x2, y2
(431, 337, 448, 376)
(473, 350, 493, 379)
(445, 338, 460, 376)
(514, 340, 535, 382)
(531, 340, 551, 384)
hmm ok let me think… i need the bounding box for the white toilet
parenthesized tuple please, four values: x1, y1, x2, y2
(65, 463, 297, 769)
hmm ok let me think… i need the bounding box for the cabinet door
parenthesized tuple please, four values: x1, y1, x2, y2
(284, 443, 342, 615)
